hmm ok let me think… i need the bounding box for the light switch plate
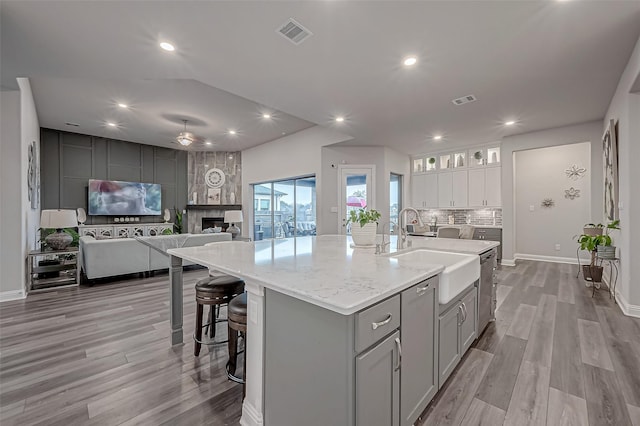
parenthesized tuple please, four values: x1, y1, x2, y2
(529, 205, 535, 212)
(330, 206, 338, 213)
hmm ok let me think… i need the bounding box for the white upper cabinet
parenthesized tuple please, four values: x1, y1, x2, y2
(438, 171, 468, 208)
(467, 167, 501, 207)
(412, 173, 438, 209)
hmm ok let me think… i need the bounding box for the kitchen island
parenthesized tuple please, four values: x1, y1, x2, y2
(167, 235, 498, 426)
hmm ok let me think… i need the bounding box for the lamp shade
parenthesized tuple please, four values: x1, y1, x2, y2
(224, 210, 243, 224)
(40, 209, 78, 229)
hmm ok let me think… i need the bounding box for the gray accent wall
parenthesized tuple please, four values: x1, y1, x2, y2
(40, 128, 187, 225)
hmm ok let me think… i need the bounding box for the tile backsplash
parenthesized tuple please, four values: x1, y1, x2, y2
(408, 208, 502, 227)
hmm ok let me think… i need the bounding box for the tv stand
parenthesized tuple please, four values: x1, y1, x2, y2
(78, 223, 174, 238)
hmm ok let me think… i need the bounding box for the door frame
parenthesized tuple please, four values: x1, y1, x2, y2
(338, 164, 376, 235)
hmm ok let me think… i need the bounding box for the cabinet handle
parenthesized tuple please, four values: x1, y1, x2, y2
(394, 337, 402, 371)
(371, 313, 392, 330)
(458, 305, 464, 326)
(416, 283, 430, 294)
(461, 302, 467, 323)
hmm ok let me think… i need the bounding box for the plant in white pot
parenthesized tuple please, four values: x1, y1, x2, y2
(347, 208, 381, 247)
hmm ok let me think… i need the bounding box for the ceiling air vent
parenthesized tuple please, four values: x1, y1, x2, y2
(277, 18, 313, 45)
(65, 122, 80, 127)
(452, 95, 477, 106)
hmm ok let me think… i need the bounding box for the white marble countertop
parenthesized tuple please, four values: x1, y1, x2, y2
(168, 235, 445, 315)
(404, 236, 500, 254)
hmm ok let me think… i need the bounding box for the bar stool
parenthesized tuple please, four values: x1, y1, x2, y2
(194, 275, 245, 356)
(227, 292, 247, 396)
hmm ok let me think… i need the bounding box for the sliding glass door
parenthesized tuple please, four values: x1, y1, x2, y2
(252, 176, 316, 240)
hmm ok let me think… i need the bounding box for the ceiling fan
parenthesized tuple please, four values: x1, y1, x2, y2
(176, 119, 195, 146)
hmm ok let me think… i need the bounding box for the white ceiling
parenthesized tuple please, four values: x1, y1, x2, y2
(2, 1, 640, 154)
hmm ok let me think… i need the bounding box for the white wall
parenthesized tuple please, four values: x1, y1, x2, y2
(514, 142, 591, 261)
(604, 34, 640, 315)
(0, 90, 24, 300)
(19, 78, 41, 282)
(0, 79, 40, 302)
(241, 125, 352, 237)
(501, 120, 603, 266)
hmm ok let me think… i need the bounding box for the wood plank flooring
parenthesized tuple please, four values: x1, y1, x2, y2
(1, 260, 639, 425)
(0, 269, 243, 425)
(420, 260, 640, 426)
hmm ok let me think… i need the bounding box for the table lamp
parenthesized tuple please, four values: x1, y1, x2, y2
(224, 210, 243, 240)
(40, 209, 78, 250)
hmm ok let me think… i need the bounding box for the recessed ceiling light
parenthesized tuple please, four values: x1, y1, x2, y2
(403, 56, 417, 67)
(433, 135, 442, 141)
(118, 103, 128, 109)
(107, 122, 117, 127)
(160, 42, 175, 51)
(228, 130, 237, 135)
(205, 141, 212, 146)
(505, 121, 516, 126)
(335, 117, 345, 123)
(262, 113, 271, 119)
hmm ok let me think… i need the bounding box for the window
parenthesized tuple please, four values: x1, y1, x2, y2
(252, 176, 316, 240)
(390, 173, 402, 233)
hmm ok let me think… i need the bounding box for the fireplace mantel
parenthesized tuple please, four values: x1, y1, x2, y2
(186, 204, 242, 211)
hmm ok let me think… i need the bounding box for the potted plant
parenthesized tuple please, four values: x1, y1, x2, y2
(596, 220, 620, 259)
(347, 208, 381, 247)
(576, 220, 620, 283)
(173, 207, 183, 234)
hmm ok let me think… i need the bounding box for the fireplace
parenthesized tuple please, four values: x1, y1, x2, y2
(202, 217, 228, 232)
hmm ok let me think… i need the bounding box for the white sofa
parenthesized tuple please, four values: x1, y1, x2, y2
(79, 233, 232, 280)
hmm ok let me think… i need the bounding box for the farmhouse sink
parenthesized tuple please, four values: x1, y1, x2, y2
(390, 249, 480, 304)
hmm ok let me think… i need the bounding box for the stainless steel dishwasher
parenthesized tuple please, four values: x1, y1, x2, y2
(478, 248, 497, 335)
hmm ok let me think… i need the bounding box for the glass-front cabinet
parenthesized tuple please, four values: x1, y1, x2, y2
(412, 156, 437, 174)
(469, 145, 501, 168)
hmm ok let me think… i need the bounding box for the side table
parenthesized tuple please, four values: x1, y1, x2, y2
(27, 247, 80, 292)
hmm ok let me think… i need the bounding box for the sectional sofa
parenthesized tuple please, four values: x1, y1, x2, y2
(79, 233, 231, 280)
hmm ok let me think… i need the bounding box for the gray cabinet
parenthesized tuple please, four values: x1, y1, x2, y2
(438, 300, 461, 385)
(460, 288, 478, 353)
(438, 285, 478, 386)
(401, 277, 439, 426)
(356, 331, 400, 426)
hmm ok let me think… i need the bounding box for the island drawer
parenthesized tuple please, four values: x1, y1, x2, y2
(355, 295, 400, 353)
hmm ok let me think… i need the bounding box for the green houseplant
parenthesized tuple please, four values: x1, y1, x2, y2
(173, 208, 183, 234)
(577, 220, 620, 282)
(347, 208, 381, 247)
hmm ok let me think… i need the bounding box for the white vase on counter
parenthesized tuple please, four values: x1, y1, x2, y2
(350, 222, 377, 247)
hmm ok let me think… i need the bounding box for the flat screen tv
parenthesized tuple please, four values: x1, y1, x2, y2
(88, 179, 162, 216)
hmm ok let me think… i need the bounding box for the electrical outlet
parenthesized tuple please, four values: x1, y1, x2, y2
(555, 244, 561, 251)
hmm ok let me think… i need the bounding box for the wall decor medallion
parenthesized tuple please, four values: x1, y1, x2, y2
(565, 164, 587, 180)
(541, 198, 555, 208)
(204, 168, 226, 188)
(564, 187, 581, 200)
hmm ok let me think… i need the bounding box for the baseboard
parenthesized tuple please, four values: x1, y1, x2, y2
(615, 292, 640, 318)
(0, 289, 26, 303)
(514, 253, 590, 265)
(240, 401, 264, 426)
(500, 258, 516, 267)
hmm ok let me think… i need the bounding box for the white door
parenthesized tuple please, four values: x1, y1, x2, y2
(452, 170, 468, 208)
(438, 172, 453, 208)
(484, 167, 502, 207)
(339, 165, 375, 235)
(467, 168, 485, 207)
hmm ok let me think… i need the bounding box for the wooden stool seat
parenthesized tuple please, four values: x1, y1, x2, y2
(194, 275, 244, 356)
(227, 293, 248, 395)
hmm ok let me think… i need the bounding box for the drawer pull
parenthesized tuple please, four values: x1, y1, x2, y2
(416, 284, 430, 294)
(371, 313, 392, 330)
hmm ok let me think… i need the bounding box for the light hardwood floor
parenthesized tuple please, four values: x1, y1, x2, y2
(1, 261, 638, 425)
(421, 260, 640, 426)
